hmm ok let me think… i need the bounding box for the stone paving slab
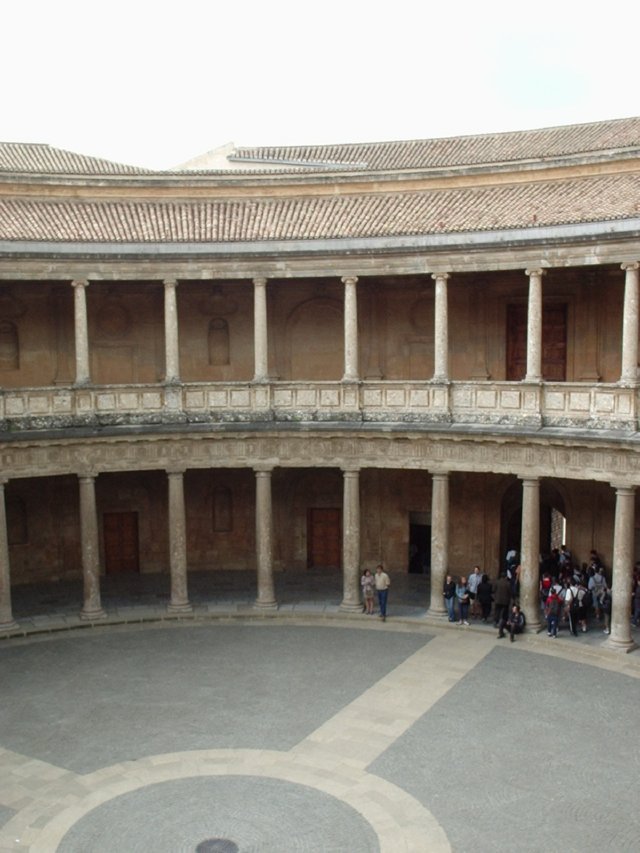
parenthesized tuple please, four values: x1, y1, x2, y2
(1, 592, 640, 852)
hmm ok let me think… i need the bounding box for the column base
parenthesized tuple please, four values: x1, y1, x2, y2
(339, 601, 364, 614)
(80, 607, 107, 621)
(167, 601, 193, 615)
(604, 636, 638, 653)
(426, 606, 448, 619)
(254, 599, 278, 610)
(0, 618, 19, 632)
(526, 620, 543, 634)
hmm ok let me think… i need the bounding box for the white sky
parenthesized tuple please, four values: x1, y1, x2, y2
(2, 0, 639, 169)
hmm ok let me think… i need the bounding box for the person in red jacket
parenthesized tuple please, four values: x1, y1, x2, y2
(545, 586, 562, 638)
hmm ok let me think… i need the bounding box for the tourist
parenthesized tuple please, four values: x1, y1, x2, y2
(375, 564, 391, 622)
(455, 576, 470, 625)
(476, 573, 493, 623)
(500, 603, 525, 642)
(360, 568, 375, 615)
(600, 586, 612, 635)
(443, 575, 457, 622)
(545, 585, 562, 638)
(632, 582, 640, 628)
(493, 572, 512, 634)
(468, 565, 483, 618)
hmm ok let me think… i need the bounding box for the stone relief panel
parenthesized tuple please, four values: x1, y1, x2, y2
(3, 429, 640, 486)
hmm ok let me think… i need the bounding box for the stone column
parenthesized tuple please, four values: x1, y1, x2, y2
(340, 467, 362, 612)
(525, 269, 544, 382)
(620, 263, 639, 384)
(342, 276, 359, 381)
(253, 277, 269, 381)
(432, 273, 450, 381)
(255, 467, 277, 608)
(607, 485, 637, 652)
(167, 469, 192, 613)
(520, 477, 542, 631)
(79, 474, 106, 620)
(428, 472, 449, 616)
(0, 479, 18, 631)
(164, 279, 180, 383)
(72, 279, 90, 385)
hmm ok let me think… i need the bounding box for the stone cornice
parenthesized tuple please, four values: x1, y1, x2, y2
(1, 226, 639, 280)
(1, 429, 639, 486)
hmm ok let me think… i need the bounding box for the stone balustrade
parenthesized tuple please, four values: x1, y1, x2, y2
(0, 380, 638, 432)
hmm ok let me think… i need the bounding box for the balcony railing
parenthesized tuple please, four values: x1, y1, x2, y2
(1, 380, 638, 433)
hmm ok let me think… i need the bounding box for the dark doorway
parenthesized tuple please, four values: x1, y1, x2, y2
(103, 511, 140, 574)
(506, 303, 567, 380)
(307, 508, 341, 569)
(409, 516, 431, 574)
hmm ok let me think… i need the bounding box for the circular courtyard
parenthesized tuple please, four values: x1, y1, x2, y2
(0, 618, 638, 851)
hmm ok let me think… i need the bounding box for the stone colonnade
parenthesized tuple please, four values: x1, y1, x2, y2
(0, 467, 636, 652)
(66, 264, 639, 386)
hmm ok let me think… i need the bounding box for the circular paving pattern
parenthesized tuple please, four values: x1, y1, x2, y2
(0, 620, 639, 852)
(57, 776, 379, 853)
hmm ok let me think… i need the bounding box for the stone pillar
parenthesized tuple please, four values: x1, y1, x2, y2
(164, 279, 180, 383)
(72, 279, 90, 385)
(432, 273, 449, 381)
(340, 467, 362, 612)
(620, 263, 639, 384)
(428, 471, 449, 616)
(520, 477, 542, 632)
(255, 467, 277, 608)
(525, 269, 544, 382)
(253, 277, 269, 381)
(167, 469, 192, 613)
(342, 276, 359, 381)
(0, 479, 18, 631)
(607, 485, 637, 652)
(79, 474, 106, 620)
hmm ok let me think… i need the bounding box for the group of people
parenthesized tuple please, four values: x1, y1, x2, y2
(361, 546, 640, 639)
(360, 565, 391, 621)
(441, 546, 626, 642)
(443, 568, 524, 640)
(539, 552, 613, 638)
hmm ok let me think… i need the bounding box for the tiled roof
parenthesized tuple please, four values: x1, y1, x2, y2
(1, 174, 639, 243)
(230, 117, 640, 171)
(0, 143, 151, 175)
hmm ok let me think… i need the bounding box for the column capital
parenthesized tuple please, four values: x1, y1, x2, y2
(0, 477, 7, 487)
(525, 268, 546, 278)
(253, 276, 268, 287)
(621, 262, 640, 272)
(341, 275, 358, 286)
(71, 279, 89, 289)
(253, 465, 274, 475)
(611, 483, 636, 496)
(77, 471, 98, 482)
(518, 475, 541, 484)
(166, 466, 186, 477)
(341, 465, 361, 475)
(430, 469, 450, 480)
(163, 278, 178, 289)
(431, 272, 450, 282)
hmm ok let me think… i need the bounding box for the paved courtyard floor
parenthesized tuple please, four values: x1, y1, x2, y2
(1, 574, 639, 851)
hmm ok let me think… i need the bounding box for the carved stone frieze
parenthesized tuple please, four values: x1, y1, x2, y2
(1, 428, 639, 485)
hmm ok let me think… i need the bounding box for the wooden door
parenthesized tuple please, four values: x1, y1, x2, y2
(506, 304, 567, 380)
(307, 508, 341, 569)
(103, 511, 140, 574)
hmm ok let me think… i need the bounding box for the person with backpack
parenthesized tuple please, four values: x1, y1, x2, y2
(545, 586, 562, 638)
(575, 581, 592, 633)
